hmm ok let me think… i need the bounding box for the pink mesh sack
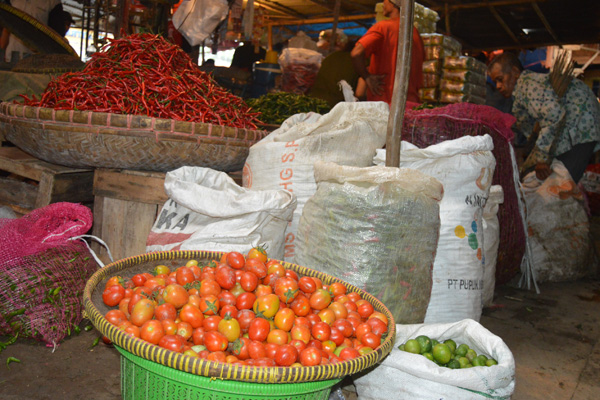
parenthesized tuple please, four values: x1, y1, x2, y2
(402, 103, 525, 285)
(0, 202, 97, 345)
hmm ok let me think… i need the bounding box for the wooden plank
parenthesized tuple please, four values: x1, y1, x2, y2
(0, 177, 37, 209)
(93, 169, 168, 205)
(0, 147, 92, 180)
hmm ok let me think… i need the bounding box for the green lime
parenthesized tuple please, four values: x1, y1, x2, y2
(443, 339, 457, 354)
(455, 343, 469, 357)
(466, 348, 478, 362)
(473, 354, 488, 367)
(486, 358, 498, 367)
(416, 335, 432, 354)
(446, 359, 461, 369)
(432, 343, 452, 365)
(398, 344, 405, 351)
(423, 352, 434, 362)
(404, 339, 421, 354)
(431, 339, 440, 347)
(458, 356, 471, 368)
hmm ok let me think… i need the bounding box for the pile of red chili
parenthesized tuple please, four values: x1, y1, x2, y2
(21, 33, 262, 130)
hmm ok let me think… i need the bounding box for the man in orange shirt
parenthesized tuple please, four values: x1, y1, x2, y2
(351, 0, 424, 104)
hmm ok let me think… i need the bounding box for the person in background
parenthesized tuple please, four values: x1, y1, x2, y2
(488, 52, 600, 183)
(0, 0, 63, 62)
(350, 0, 424, 105)
(309, 35, 360, 108)
(48, 9, 73, 38)
(230, 40, 266, 72)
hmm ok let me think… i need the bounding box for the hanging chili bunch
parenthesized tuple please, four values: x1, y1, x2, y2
(21, 33, 262, 130)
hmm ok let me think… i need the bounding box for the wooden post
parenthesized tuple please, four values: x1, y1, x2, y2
(386, 0, 415, 168)
(329, 0, 342, 56)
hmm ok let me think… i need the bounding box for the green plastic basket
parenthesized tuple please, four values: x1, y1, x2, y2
(117, 346, 341, 400)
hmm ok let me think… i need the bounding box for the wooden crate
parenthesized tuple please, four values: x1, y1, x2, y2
(0, 146, 94, 214)
(92, 169, 168, 264)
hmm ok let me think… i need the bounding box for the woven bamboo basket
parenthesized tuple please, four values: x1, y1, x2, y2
(0, 102, 268, 172)
(83, 250, 396, 384)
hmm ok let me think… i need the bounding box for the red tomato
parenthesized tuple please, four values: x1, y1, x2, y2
(275, 344, 298, 366)
(328, 282, 347, 297)
(215, 265, 236, 290)
(218, 315, 241, 342)
(161, 319, 178, 336)
(198, 295, 220, 316)
(298, 277, 317, 294)
(140, 320, 165, 345)
(118, 321, 140, 338)
(356, 300, 374, 319)
(248, 317, 271, 342)
(175, 266, 195, 286)
(253, 294, 280, 319)
(289, 339, 307, 353)
(131, 273, 148, 287)
(338, 347, 360, 360)
(255, 357, 277, 367)
(299, 346, 322, 366)
(311, 321, 331, 342)
(105, 309, 128, 326)
(254, 284, 272, 297)
(187, 294, 202, 309)
(199, 279, 221, 297)
(118, 298, 131, 318)
(274, 307, 296, 332)
(207, 351, 227, 363)
(274, 277, 299, 304)
(329, 301, 349, 320)
(307, 339, 323, 350)
(347, 292, 361, 303)
(248, 340, 267, 359)
(162, 284, 189, 309)
(102, 284, 126, 307)
(226, 251, 246, 269)
(236, 292, 256, 310)
(192, 327, 206, 345)
(332, 319, 354, 338)
(245, 258, 267, 279)
(267, 262, 285, 278)
(158, 334, 186, 352)
(219, 304, 239, 319)
(155, 302, 177, 321)
(179, 304, 205, 328)
(366, 317, 387, 336)
(368, 312, 389, 326)
(204, 331, 229, 352)
(265, 343, 280, 359)
(310, 289, 332, 310)
(290, 295, 311, 317)
(176, 321, 194, 340)
(267, 329, 289, 345)
(104, 276, 124, 290)
(247, 246, 268, 263)
(236, 309, 256, 332)
(290, 325, 311, 344)
(240, 271, 259, 292)
(284, 270, 299, 281)
(218, 290, 237, 307)
(329, 327, 345, 346)
(361, 332, 381, 349)
(130, 298, 155, 327)
(306, 313, 321, 327)
(202, 315, 222, 332)
(355, 323, 372, 341)
(232, 337, 251, 360)
(317, 308, 336, 325)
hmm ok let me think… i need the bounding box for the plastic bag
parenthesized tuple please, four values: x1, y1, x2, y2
(440, 90, 485, 105)
(424, 45, 459, 61)
(419, 87, 438, 102)
(422, 72, 440, 87)
(443, 56, 487, 75)
(442, 69, 486, 86)
(295, 161, 443, 324)
(440, 79, 487, 98)
(482, 186, 504, 307)
(146, 166, 297, 260)
(243, 102, 389, 263)
(354, 319, 515, 400)
(279, 47, 323, 94)
(422, 59, 442, 74)
(521, 160, 592, 282)
(375, 135, 496, 323)
(287, 31, 319, 51)
(172, 0, 228, 46)
(421, 33, 462, 53)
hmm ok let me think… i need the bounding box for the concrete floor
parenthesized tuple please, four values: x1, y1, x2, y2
(479, 277, 600, 400)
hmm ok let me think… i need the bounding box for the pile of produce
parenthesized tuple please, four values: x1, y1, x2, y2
(100, 247, 389, 367)
(398, 335, 498, 368)
(246, 92, 330, 125)
(21, 33, 262, 130)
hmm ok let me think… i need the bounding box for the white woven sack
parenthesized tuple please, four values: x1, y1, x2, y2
(521, 160, 591, 282)
(243, 101, 388, 262)
(354, 319, 515, 400)
(146, 166, 296, 259)
(374, 135, 496, 322)
(482, 185, 503, 307)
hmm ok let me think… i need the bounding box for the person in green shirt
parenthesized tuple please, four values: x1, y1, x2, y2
(308, 36, 359, 108)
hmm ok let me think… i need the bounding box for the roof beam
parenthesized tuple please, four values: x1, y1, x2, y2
(487, 2, 520, 45)
(268, 13, 376, 27)
(431, 0, 547, 12)
(257, 0, 308, 19)
(531, 1, 561, 45)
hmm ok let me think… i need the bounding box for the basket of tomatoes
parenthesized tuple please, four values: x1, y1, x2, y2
(83, 248, 395, 399)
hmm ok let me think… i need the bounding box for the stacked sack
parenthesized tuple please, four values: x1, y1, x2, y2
(414, 3, 439, 33)
(419, 33, 462, 103)
(440, 56, 487, 104)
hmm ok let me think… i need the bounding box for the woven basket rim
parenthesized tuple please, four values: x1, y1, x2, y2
(0, 3, 78, 57)
(0, 102, 268, 143)
(83, 250, 396, 384)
